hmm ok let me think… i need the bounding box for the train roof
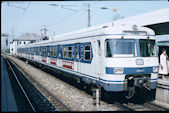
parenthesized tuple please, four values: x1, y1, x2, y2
(18, 24, 155, 48)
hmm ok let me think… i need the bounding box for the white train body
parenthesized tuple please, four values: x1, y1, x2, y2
(17, 24, 159, 93)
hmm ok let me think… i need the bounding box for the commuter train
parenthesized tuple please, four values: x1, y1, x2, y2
(16, 24, 159, 100)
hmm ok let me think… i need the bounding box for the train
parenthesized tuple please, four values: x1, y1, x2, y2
(16, 23, 159, 101)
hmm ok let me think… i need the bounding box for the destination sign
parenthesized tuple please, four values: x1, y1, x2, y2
(123, 31, 147, 36)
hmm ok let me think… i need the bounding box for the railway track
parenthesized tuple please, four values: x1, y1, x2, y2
(6, 58, 36, 112)
(114, 102, 135, 111)
(114, 101, 169, 111)
(5, 57, 71, 111)
(144, 102, 169, 111)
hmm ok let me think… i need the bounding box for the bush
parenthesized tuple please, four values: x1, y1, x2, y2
(5, 49, 10, 53)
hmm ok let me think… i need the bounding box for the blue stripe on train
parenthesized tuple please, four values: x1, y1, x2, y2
(106, 67, 153, 74)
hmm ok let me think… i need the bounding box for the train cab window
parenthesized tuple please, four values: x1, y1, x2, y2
(68, 46, 73, 59)
(105, 39, 136, 57)
(84, 45, 91, 60)
(139, 39, 156, 57)
(63, 47, 67, 58)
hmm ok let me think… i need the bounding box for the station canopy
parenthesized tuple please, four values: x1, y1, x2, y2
(104, 8, 169, 35)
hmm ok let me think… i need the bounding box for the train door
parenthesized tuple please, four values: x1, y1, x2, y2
(95, 40, 102, 77)
(75, 43, 81, 72)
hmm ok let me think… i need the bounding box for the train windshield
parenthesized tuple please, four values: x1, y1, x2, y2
(105, 39, 136, 57)
(139, 39, 156, 57)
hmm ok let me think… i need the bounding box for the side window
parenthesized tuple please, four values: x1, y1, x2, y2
(50, 47, 53, 56)
(63, 47, 67, 58)
(42, 47, 47, 56)
(97, 40, 101, 56)
(36, 47, 39, 55)
(49, 47, 57, 57)
(84, 45, 91, 60)
(67, 46, 73, 59)
(32, 47, 34, 55)
(59, 46, 62, 57)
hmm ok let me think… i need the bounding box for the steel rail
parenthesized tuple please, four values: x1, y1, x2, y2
(5, 58, 36, 112)
(7, 56, 71, 111)
(114, 102, 135, 111)
(144, 102, 169, 111)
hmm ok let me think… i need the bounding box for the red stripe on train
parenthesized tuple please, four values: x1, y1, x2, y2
(42, 59, 46, 62)
(63, 65, 72, 69)
(50, 62, 56, 65)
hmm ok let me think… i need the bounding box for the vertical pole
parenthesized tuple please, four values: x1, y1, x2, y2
(44, 25, 47, 37)
(88, 4, 90, 27)
(92, 87, 100, 106)
(93, 88, 96, 105)
(40, 29, 43, 40)
(96, 88, 100, 107)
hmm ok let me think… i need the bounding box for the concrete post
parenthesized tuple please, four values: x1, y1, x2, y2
(92, 88, 100, 106)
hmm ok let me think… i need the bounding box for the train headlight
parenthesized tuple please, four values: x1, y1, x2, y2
(153, 66, 159, 73)
(114, 68, 124, 74)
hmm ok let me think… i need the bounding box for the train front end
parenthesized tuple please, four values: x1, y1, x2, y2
(103, 26, 158, 100)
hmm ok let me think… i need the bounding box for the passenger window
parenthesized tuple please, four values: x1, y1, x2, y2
(68, 46, 73, 59)
(84, 45, 91, 60)
(59, 46, 61, 57)
(97, 40, 101, 56)
(53, 47, 56, 57)
(50, 47, 53, 56)
(63, 47, 67, 58)
(42, 47, 47, 56)
(36, 47, 39, 55)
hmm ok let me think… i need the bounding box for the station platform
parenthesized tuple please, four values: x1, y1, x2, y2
(157, 76, 169, 86)
(1, 55, 18, 112)
(156, 75, 169, 106)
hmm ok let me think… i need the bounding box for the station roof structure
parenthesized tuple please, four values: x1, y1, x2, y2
(103, 7, 169, 35)
(13, 33, 41, 41)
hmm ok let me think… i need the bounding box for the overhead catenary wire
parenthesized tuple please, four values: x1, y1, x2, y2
(46, 11, 79, 27)
(14, 2, 31, 30)
(12, 2, 152, 37)
(10, 2, 31, 38)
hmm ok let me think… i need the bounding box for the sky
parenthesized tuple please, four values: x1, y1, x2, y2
(1, 0, 169, 48)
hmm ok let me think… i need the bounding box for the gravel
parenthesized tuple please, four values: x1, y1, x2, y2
(152, 100, 169, 109)
(7, 58, 58, 112)
(6, 55, 119, 111)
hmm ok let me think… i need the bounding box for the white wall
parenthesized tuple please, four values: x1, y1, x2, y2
(10, 40, 31, 54)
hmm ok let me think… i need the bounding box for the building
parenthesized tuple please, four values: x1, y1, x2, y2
(10, 33, 41, 54)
